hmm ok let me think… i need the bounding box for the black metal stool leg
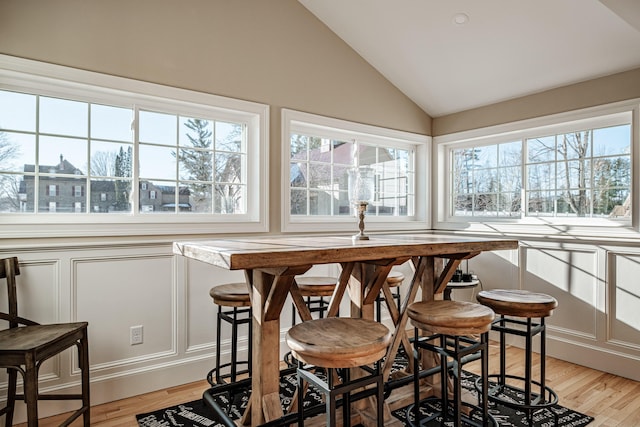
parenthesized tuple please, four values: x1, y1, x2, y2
(342, 368, 351, 427)
(297, 360, 304, 427)
(215, 305, 223, 384)
(412, 327, 421, 424)
(481, 331, 490, 426)
(525, 317, 533, 423)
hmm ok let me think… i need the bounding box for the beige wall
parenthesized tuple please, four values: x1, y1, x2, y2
(433, 67, 640, 136)
(0, 0, 431, 233)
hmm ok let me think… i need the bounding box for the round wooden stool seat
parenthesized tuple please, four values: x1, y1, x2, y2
(477, 289, 558, 318)
(408, 300, 495, 336)
(286, 317, 392, 368)
(386, 271, 404, 287)
(209, 283, 251, 307)
(295, 276, 337, 297)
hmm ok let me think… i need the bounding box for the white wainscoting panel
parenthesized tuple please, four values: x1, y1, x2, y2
(522, 244, 599, 339)
(608, 251, 640, 350)
(75, 254, 177, 368)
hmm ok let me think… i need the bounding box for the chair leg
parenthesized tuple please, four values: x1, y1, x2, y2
(4, 369, 17, 427)
(80, 331, 91, 426)
(24, 356, 39, 427)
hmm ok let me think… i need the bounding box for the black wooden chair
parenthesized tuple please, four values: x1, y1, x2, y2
(0, 257, 90, 427)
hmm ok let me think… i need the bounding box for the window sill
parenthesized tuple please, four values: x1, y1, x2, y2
(0, 215, 269, 239)
(434, 219, 640, 245)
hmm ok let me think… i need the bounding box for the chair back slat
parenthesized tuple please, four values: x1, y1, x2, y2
(1, 257, 21, 328)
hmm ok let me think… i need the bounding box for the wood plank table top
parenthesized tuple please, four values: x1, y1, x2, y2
(173, 233, 518, 270)
(173, 233, 518, 426)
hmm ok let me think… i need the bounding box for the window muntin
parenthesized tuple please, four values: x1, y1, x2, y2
(447, 112, 632, 222)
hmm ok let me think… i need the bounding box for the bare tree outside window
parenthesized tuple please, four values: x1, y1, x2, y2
(452, 142, 521, 217)
(91, 150, 117, 177)
(526, 125, 630, 218)
(0, 132, 20, 212)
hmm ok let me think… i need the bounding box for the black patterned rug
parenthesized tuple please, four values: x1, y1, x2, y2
(136, 369, 593, 427)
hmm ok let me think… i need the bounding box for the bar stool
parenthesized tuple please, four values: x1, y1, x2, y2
(207, 282, 252, 385)
(476, 289, 559, 426)
(286, 317, 392, 427)
(375, 270, 404, 322)
(286, 276, 337, 367)
(407, 300, 496, 427)
(291, 276, 337, 324)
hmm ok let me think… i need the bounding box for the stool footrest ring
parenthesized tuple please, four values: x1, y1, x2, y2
(406, 399, 498, 427)
(474, 374, 559, 410)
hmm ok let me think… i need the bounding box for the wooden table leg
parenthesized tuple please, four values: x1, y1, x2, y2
(249, 266, 310, 426)
(250, 270, 281, 425)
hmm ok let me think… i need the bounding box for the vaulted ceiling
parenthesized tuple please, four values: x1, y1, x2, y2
(299, 0, 640, 117)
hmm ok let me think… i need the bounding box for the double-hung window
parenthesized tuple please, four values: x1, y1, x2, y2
(436, 102, 637, 235)
(0, 55, 268, 237)
(282, 109, 430, 233)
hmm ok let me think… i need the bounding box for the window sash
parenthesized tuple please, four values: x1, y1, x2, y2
(0, 54, 269, 238)
(435, 102, 639, 234)
(281, 109, 430, 233)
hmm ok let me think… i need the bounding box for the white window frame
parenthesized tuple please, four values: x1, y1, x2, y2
(0, 55, 269, 238)
(434, 100, 640, 239)
(281, 109, 430, 233)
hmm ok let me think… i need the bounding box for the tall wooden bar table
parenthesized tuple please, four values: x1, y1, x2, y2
(173, 233, 518, 426)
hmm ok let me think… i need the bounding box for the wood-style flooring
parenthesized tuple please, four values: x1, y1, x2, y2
(13, 343, 640, 426)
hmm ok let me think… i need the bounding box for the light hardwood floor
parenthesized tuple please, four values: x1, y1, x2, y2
(13, 343, 640, 426)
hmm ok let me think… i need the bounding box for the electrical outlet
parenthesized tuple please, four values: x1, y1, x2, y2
(130, 325, 143, 345)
